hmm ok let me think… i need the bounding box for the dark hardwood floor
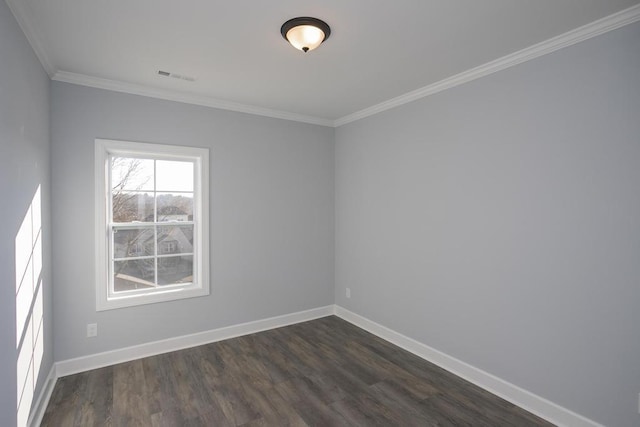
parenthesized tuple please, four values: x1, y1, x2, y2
(42, 316, 554, 426)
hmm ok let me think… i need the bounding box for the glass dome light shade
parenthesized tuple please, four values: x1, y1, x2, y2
(281, 17, 331, 53)
(286, 25, 325, 52)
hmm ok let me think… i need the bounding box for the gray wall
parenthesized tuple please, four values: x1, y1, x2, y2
(50, 82, 335, 360)
(0, 1, 53, 425)
(335, 22, 640, 427)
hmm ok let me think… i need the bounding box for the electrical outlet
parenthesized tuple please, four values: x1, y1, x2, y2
(346, 288, 351, 298)
(87, 323, 98, 338)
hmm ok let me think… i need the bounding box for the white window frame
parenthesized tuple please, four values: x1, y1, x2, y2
(95, 139, 210, 311)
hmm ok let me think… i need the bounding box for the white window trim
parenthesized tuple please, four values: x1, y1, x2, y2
(95, 138, 210, 311)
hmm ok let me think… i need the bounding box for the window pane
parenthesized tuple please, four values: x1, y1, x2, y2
(156, 160, 194, 192)
(112, 192, 154, 222)
(113, 259, 156, 292)
(157, 225, 193, 255)
(98, 139, 209, 310)
(111, 157, 154, 191)
(113, 227, 155, 259)
(157, 193, 193, 222)
(158, 256, 193, 286)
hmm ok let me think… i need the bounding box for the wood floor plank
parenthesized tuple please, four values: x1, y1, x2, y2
(41, 316, 554, 426)
(112, 359, 151, 426)
(41, 370, 93, 427)
(77, 366, 114, 426)
(236, 380, 308, 427)
(288, 390, 350, 427)
(210, 381, 261, 425)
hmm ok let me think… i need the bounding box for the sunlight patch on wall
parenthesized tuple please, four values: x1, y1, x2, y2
(16, 185, 44, 427)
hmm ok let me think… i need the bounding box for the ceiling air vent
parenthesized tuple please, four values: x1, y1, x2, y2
(157, 70, 196, 82)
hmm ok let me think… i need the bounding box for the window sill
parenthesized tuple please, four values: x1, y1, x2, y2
(96, 283, 209, 311)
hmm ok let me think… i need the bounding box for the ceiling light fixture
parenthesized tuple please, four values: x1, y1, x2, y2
(281, 17, 331, 53)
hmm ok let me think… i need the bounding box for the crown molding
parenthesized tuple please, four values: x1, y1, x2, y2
(9, 0, 640, 128)
(5, 0, 56, 77)
(334, 3, 640, 127)
(52, 71, 335, 127)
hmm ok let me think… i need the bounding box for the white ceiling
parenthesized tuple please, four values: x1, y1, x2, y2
(8, 0, 640, 125)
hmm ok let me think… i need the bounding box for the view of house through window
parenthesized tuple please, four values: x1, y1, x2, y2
(111, 157, 195, 292)
(96, 139, 209, 310)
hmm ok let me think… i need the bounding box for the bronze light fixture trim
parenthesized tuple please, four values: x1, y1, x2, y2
(281, 17, 331, 53)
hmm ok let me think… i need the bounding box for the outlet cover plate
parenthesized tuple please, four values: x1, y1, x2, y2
(87, 323, 98, 337)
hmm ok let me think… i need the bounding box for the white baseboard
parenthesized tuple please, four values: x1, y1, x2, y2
(33, 305, 600, 427)
(31, 305, 333, 425)
(28, 365, 57, 427)
(56, 305, 334, 377)
(334, 305, 603, 427)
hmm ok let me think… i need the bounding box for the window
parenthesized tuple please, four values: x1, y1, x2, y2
(95, 139, 209, 310)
